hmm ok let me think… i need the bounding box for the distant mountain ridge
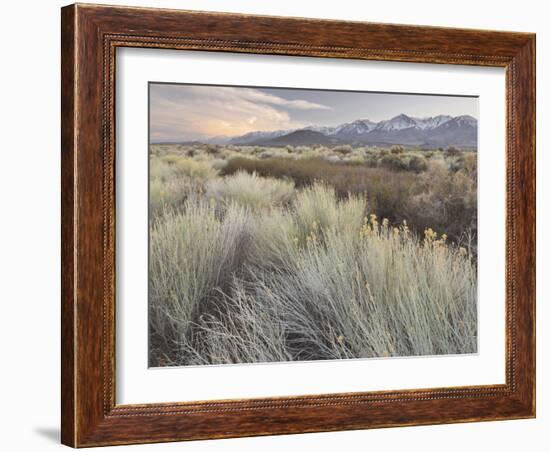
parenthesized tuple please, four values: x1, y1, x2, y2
(221, 114, 477, 148)
(257, 129, 341, 146)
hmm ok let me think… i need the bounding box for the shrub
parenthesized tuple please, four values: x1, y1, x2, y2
(149, 158, 199, 216)
(259, 150, 273, 159)
(209, 158, 228, 171)
(292, 183, 367, 240)
(390, 145, 404, 154)
(365, 156, 378, 168)
(333, 145, 353, 155)
(149, 139, 479, 366)
(173, 157, 218, 180)
(380, 154, 408, 171)
(150, 157, 175, 182)
(160, 154, 181, 165)
(445, 146, 460, 157)
(150, 194, 477, 365)
(346, 154, 365, 164)
(183, 280, 293, 365)
(380, 153, 427, 173)
(149, 177, 196, 216)
(405, 162, 477, 244)
(324, 155, 341, 163)
(149, 145, 163, 157)
(149, 201, 253, 365)
(204, 144, 220, 155)
(453, 152, 477, 178)
(408, 155, 428, 173)
(220, 153, 475, 244)
(294, 148, 317, 159)
(245, 219, 477, 360)
(206, 171, 295, 210)
(221, 156, 416, 227)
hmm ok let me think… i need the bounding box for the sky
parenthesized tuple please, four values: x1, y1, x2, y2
(149, 83, 478, 143)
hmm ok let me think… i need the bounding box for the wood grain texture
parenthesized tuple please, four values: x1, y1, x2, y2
(60, 3, 536, 447)
(60, 5, 76, 447)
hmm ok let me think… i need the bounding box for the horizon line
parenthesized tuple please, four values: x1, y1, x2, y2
(151, 112, 478, 143)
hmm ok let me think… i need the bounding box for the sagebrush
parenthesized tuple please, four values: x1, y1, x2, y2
(148, 146, 477, 366)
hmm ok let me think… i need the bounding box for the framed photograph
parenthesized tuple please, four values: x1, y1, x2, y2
(61, 3, 536, 447)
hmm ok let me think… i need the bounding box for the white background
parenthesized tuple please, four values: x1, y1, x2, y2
(117, 49, 505, 404)
(0, 0, 546, 451)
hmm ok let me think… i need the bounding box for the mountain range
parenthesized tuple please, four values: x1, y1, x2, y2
(216, 114, 477, 148)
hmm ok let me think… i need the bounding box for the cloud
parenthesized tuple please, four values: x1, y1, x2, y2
(149, 84, 330, 141)
(230, 88, 331, 111)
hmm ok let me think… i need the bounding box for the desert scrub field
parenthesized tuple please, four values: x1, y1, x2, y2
(149, 143, 477, 366)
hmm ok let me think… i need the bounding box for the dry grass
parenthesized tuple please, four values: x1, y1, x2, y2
(221, 155, 476, 243)
(149, 177, 477, 366)
(206, 171, 295, 210)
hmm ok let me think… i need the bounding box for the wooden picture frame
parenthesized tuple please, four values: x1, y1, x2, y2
(61, 3, 535, 447)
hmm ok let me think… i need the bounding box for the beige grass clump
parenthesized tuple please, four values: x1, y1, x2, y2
(149, 201, 253, 365)
(173, 157, 219, 180)
(206, 171, 295, 210)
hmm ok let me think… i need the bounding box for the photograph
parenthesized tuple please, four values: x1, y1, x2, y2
(148, 83, 479, 368)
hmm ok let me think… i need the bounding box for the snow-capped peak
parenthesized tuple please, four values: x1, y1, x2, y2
(413, 115, 453, 130)
(335, 119, 377, 135)
(228, 114, 477, 145)
(452, 115, 477, 127)
(375, 114, 417, 131)
(303, 125, 338, 135)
